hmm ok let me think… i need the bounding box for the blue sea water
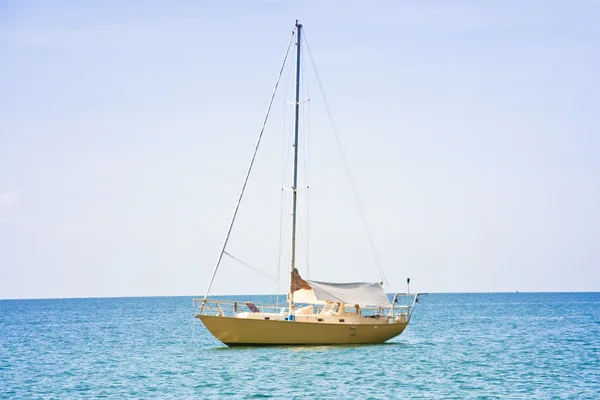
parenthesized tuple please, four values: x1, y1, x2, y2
(1, 293, 599, 399)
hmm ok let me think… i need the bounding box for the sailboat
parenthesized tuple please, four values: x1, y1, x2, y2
(194, 21, 422, 346)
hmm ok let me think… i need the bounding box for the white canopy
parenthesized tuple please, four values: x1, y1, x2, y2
(293, 280, 391, 307)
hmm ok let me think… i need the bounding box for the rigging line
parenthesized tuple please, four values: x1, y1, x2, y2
(277, 114, 292, 304)
(224, 251, 286, 285)
(297, 211, 310, 272)
(281, 43, 297, 190)
(284, 43, 295, 110)
(307, 98, 311, 279)
(301, 40, 311, 278)
(278, 46, 295, 307)
(276, 186, 284, 307)
(276, 189, 288, 307)
(301, 40, 311, 188)
(303, 32, 388, 286)
(281, 42, 296, 185)
(202, 31, 296, 303)
(277, 49, 297, 305)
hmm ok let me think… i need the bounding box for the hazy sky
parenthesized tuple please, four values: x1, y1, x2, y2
(1, 1, 599, 299)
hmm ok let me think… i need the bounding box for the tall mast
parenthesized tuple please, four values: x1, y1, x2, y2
(289, 20, 302, 314)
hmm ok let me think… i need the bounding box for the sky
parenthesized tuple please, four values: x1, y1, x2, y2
(1, 1, 599, 299)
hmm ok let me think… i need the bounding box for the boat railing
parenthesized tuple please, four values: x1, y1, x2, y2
(392, 293, 427, 322)
(193, 298, 286, 317)
(194, 297, 420, 320)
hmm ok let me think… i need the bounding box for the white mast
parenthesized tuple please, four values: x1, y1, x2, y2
(288, 20, 302, 315)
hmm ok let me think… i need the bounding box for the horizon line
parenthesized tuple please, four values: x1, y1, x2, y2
(1, 290, 599, 301)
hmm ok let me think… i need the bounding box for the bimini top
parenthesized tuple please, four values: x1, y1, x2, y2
(293, 280, 391, 307)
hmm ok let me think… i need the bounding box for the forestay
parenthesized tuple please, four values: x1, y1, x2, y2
(294, 280, 391, 307)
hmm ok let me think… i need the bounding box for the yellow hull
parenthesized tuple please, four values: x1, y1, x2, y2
(197, 315, 408, 346)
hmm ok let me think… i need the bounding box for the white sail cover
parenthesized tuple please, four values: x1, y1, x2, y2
(294, 280, 391, 307)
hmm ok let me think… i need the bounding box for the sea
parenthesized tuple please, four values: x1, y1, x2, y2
(1, 293, 598, 399)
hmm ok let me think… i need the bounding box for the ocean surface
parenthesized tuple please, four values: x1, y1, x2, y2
(1, 293, 599, 399)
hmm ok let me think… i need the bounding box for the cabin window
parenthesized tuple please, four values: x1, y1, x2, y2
(339, 319, 345, 323)
(317, 318, 323, 322)
(264, 317, 270, 320)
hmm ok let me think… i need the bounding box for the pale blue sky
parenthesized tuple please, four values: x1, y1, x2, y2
(1, 1, 599, 299)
